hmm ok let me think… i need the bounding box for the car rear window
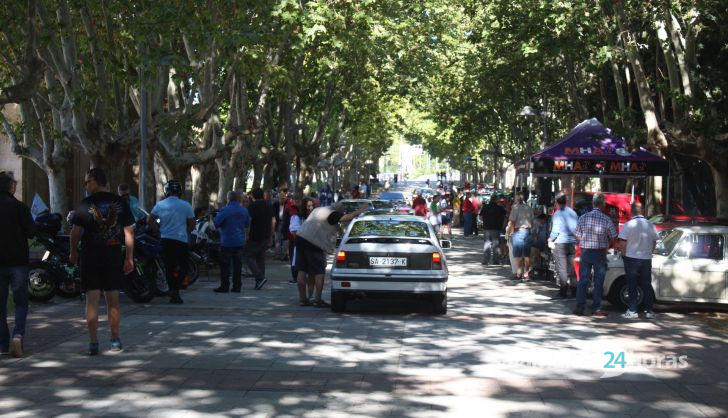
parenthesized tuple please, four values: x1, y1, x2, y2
(379, 192, 405, 200)
(341, 202, 369, 213)
(349, 220, 430, 238)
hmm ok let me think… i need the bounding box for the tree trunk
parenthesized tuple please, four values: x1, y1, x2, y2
(709, 163, 728, 218)
(616, 9, 668, 151)
(46, 168, 67, 215)
(252, 159, 264, 190)
(611, 57, 626, 123)
(191, 162, 216, 210)
(656, 18, 683, 121)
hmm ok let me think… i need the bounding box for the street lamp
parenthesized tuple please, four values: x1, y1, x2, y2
(464, 156, 478, 185)
(518, 105, 550, 203)
(518, 105, 549, 149)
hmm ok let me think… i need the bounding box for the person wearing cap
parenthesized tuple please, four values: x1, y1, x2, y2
(0, 171, 34, 358)
(294, 202, 368, 307)
(149, 179, 195, 304)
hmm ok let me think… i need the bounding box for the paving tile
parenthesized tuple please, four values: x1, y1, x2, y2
(6, 244, 728, 417)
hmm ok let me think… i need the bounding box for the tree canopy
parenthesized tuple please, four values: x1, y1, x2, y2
(1, 0, 727, 214)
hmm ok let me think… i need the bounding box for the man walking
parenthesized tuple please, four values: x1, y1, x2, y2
(213, 191, 251, 293)
(574, 193, 618, 316)
(69, 168, 135, 355)
(245, 188, 273, 290)
(149, 180, 195, 304)
(271, 192, 289, 261)
(0, 171, 34, 358)
(618, 201, 659, 319)
(480, 196, 507, 265)
(295, 202, 368, 307)
(548, 193, 578, 298)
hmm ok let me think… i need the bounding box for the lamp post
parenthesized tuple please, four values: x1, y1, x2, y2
(518, 105, 549, 150)
(464, 156, 478, 185)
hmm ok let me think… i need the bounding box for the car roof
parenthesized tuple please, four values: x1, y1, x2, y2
(673, 225, 728, 233)
(353, 214, 429, 222)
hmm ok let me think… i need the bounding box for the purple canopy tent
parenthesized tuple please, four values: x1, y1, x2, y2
(530, 118, 668, 177)
(520, 118, 670, 213)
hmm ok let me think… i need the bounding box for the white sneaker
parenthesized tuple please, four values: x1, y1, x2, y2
(621, 310, 639, 319)
(644, 311, 656, 319)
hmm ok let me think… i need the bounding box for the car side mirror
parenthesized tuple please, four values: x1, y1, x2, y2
(336, 238, 342, 246)
(440, 240, 452, 249)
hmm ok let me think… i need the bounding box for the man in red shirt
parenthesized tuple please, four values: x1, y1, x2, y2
(462, 192, 475, 236)
(470, 193, 481, 235)
(412, 191, 427, 217)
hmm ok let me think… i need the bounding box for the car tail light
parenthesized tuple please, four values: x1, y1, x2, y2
(432, 252, 442, 264)
(337, 251, 346, 264)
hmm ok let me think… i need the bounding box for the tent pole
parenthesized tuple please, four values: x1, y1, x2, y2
(631, 181, 635, 204)
(665, 164, 671, 218)
(569, 175, 575, 209)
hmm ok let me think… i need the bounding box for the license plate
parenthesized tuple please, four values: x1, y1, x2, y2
(369, 257, 407, 267)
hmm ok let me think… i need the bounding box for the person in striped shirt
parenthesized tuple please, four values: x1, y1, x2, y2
(574, 193, 618, 316)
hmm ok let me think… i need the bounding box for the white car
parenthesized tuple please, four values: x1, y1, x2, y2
(604, 226, 728, 309)
(330, 214, 451, 314)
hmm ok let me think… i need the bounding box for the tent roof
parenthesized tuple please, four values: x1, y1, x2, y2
(532, 118, 664, 162)
(529, 118, 668, 176)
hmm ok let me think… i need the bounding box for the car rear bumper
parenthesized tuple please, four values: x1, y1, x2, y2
(331, 275, 447, 293)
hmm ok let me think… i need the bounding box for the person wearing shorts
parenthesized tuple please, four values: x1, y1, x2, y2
(507, 195, 534, 281)
(70, 168, 135, 355)
(294, 202, 368, 307)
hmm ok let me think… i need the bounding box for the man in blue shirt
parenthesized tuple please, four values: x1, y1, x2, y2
(150, 180, 195, 304)
(213, 191, 251, 293)
(548, 193, 578, 299)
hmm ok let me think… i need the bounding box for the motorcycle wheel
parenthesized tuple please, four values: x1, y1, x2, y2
(123, 264, 155, 303)
(28, 261, 59, 302)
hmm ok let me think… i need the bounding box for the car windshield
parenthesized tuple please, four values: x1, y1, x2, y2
(654, 229, 683, 256)
(349, 220, 430, 238)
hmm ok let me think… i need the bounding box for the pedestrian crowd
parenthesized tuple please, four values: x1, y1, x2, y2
(1, 169, 660, 359)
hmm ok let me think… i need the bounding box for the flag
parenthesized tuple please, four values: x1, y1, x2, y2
(30, 193, 49, 220)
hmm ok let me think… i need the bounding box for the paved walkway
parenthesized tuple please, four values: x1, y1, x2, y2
(1, 233, 727, 417)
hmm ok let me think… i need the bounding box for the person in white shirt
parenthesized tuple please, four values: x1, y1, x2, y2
(617, 201, 659, 319)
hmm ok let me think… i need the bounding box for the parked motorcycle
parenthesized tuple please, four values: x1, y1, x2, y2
(28, 213, 82, 302)
(128, 218, 200, 300)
